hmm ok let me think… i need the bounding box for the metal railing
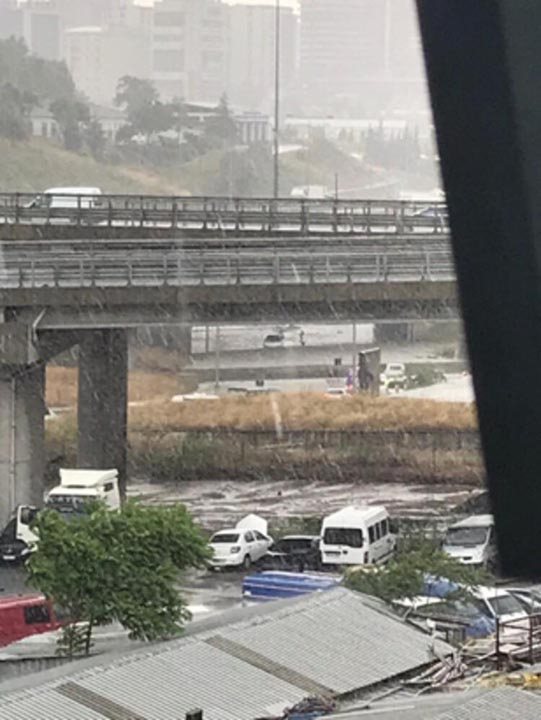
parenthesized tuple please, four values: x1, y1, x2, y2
(0, 242, 455, 290)
(0, 193, 449, 235)
(495, 613, 541, 667)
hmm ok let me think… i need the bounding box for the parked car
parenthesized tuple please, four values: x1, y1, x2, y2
(208, 515, 273, 570)
(405, 597, 496, 639)
(261, 536, 321, 571)
(505, 587, 541, 615)
(442, 515, 496, 568)
(471, 586, 529, 629)
(324, 388, 349, 399)
(380, 363, 408, 391)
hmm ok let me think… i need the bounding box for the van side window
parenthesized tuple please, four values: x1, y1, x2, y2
(103, 482, 114, 492)
(368, 526, 375, 543)
(24, 604, 50, 625)
(375, 524, 381, 540)
(381, 519, 388, 536)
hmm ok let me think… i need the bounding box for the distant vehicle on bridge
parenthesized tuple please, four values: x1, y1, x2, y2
(27, 186, 103, 211)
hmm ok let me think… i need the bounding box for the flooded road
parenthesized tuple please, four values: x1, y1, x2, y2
(128, 477, 477, 531)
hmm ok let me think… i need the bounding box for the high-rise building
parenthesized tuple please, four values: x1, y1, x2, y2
(22, 0, 63, 60)
(225, 3, 298, 111)
(151, 0, 226, 102)
(0, 0, 23, 41)
(299, 0, 424, 113)
(65, 20, 151, 104)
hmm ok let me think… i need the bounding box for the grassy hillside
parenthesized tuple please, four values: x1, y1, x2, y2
(0, 137, 384, 198)
(0, 138, 191, 195)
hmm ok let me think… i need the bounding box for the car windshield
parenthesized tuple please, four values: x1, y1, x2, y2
(488, 594, 525, 617)
(210, 533, 239, 544)
(444, 527, 489, 547)
(265, 335, 282, 343)
(323, 528, 363, 548)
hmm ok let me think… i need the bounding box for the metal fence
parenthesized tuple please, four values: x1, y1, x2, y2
(0, 193, 449, 235)
(0, 241, 455, 290)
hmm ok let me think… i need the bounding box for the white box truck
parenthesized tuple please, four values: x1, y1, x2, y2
(0, 469, 120, 563)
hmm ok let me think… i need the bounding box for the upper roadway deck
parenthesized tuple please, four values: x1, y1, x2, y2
(0, 195, 456, 327)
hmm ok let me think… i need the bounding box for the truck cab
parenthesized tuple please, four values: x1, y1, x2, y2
(0, 469, 120, 563)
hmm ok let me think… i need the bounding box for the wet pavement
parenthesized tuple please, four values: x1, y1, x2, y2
(128, 478, 477, 531)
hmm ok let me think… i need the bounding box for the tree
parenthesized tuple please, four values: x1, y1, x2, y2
(50, 98, 90, 151)
(27, 501, 211, 658)
(344, 537, 488, 605)
(115, 75, 159, 117)
(204, 93, 238, 148)
(84, 117, 106, 160)
(0, 83, 35, 140)
(115, 76, 173, 141)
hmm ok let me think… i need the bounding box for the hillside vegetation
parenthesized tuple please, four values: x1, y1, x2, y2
(0, 138, 191, 194)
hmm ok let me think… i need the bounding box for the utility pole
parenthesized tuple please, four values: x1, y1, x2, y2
(273, 0, 281, 198)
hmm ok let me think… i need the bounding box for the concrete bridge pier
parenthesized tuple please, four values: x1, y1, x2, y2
(77, 329, 128, 498)
(0, 365, 45, 527)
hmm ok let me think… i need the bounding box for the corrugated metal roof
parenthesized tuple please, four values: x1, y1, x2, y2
(202, 587, 449, 694)
(435, 687, 541, 720)
(0, 588, 449, 720)
(327, 688, 541, 720)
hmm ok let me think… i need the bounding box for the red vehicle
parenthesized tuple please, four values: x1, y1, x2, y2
(0, 594, 65, 647)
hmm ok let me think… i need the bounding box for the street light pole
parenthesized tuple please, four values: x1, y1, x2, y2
(273, 0, 281, 199)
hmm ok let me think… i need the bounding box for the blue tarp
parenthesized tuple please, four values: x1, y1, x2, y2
(242, 571, 339, 600)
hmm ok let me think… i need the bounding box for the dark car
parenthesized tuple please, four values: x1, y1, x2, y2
(260, 535, 321, 571)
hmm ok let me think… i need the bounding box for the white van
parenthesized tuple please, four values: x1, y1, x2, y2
(29, 187, 102, 211)
(45, 186, 102, 209)
(442, 514, 496, 568)
(320, 505, 395, 566)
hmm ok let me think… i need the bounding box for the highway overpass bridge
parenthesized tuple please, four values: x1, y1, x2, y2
(0, 194, 456, 526)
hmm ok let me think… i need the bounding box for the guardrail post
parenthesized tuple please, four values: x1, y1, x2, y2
(163, 256, 168, 286)
(107, 199, 113, 228)
(24, 264, 29, 289)
(79, 259, 84, 286)
(332, 200, 338, 232)
(300, 200, 307, 233)
(326, 256, 331, 283)
(309, 256, 315, 284)
(273, 255, 280, 284)
(139, 196, 144, 229)
(172, 200, 178, 229)
(14, 192, 20, 224)
(496, 618, 501, 670)
(202, 200, 208, 231)
(425, 253, 431, 280)
(235, 199, 240, 232)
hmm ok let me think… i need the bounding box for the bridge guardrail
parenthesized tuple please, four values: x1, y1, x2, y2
(0, 194, 449, 235)
(0, 249, 455, 290)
